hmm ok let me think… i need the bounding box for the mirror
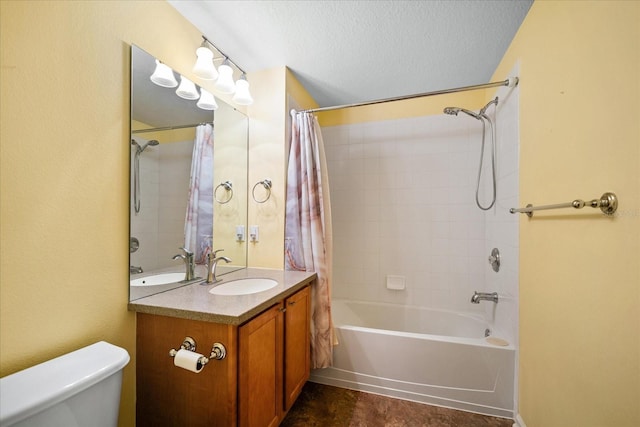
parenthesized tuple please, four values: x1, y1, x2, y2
(129, 45, 248, 300)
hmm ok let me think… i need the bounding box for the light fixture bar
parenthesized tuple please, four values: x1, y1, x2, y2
(201, 36, 246, 75)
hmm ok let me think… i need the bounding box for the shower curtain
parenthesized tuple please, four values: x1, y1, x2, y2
(184, 124, 214, 264)
(285, 110, 334, 369)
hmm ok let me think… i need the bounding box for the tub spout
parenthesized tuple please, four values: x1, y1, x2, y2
(471, 291, 498, 304)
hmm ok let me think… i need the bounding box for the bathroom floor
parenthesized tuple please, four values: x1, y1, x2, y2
(281, 382, 513, 427)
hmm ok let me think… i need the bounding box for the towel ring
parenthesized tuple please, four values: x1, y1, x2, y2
(214, 181, 233, 204)
(252, 179, 272, 203)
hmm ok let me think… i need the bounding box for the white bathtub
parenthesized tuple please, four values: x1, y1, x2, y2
(309, 299, 515, 418)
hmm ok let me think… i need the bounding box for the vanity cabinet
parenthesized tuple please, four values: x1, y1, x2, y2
(283, 286, 311, 409)
(238, 285, 310, 427)
(136, 285, 310, 427)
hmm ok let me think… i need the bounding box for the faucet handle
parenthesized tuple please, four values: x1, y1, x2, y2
(179, 246, 194, 256)
(212, 249, 225, 258)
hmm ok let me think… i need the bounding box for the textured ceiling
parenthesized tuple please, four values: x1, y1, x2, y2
(168, 0, 533, 108)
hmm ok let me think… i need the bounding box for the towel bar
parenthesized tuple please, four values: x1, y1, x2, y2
(510, 192, 617, 217)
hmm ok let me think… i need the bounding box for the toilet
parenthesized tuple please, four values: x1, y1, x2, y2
(0, 341, 130, 427)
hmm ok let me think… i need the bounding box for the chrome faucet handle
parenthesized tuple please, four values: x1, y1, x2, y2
(212, 249, 225, 257)
(178, 247, 194, 257)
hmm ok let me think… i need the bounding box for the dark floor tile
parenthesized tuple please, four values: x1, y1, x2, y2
(281, 382, 513, 427)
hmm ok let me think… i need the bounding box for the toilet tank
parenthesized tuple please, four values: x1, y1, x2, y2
(0, 341, 130, 427)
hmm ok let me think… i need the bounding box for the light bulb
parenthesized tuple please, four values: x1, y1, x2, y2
(150, 60, 178, 88)
(232, 75, 253, 105)
(197, 89, 218, 110)
(175, 75, 200, 100)
(215, 60, 236, 94)
(192, 46, 218, 80)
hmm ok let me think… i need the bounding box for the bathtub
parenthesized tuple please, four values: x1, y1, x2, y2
(309, 299, 515, 418)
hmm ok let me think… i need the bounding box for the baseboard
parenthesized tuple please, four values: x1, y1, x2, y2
(512, 413, 527, 427)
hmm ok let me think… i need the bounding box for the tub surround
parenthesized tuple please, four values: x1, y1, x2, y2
(128, 268, 316, 324)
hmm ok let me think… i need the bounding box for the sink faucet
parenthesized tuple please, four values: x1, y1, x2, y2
(206, 249, 232, 284)
(471, 291, 499, 304)
(172, 247, 196, 281)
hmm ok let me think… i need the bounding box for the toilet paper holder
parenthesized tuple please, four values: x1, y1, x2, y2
(168, 336, 227, 367)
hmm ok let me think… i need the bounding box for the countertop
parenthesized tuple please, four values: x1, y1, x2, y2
(128, 268, 317, 325)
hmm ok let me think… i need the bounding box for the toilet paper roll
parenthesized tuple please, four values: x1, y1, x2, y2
(173, 349, 206, 373)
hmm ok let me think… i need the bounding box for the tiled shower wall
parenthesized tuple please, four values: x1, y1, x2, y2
(130, 139, 193, 272)
(484, 80, 520, 346)
(322, 84, 519, 344)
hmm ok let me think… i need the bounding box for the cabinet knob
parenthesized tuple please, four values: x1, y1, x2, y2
(288, 301, 296, 306)
(279, 307, 287, 313)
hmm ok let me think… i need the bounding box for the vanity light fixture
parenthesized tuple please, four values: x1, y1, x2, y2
(215, 59, 236, 95)
(150, 60, 178, 88)
(197, 89, 218, 111)
(190, 35, 255, 105)
(175, 75, 200, 100)
(192, 41, 218, 80)
(232, 74, 253, 106)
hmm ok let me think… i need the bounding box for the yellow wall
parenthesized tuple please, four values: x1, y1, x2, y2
(245, 67, 319, 269)
(213, 104, 249, 266)
(0, 1, 224, 425)
(491, 2, 639, 426)
(245, 67, 287, 268)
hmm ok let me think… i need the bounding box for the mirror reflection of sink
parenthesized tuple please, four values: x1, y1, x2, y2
(130, 272, 186, 287)
(209, 278, 278, 296)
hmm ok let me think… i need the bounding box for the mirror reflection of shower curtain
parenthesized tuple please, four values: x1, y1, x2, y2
(184, 124, 214, 264)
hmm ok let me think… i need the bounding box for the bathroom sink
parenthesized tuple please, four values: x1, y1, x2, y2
(209, 278, 278, 296)
(130, 272, 186, 287)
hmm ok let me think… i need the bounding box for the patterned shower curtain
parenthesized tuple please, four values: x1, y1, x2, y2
(184, 124, 214, 264)
(285, 110, 334, 369)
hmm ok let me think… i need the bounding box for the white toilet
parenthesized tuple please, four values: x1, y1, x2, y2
(0, 341, 130, 427)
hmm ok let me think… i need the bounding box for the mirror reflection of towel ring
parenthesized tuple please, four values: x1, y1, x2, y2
(252, 179, 272, 203)
(214, 181, 233, 204)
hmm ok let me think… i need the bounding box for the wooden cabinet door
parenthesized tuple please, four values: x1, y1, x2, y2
(136, 313, 237, 427)
(238, 303, 283, 427)
(284, 286, 311, 410)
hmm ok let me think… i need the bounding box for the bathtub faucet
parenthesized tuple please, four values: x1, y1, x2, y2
(471, 291, 499, 304)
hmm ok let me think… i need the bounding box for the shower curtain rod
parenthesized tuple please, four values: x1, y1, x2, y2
(131, 122, 213, 134)
(302, 77, 519, 114)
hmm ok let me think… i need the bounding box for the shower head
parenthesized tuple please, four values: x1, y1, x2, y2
(132, 139, 159, 154)
(143, 140, 160, 151)
(443, 107, 482, 120)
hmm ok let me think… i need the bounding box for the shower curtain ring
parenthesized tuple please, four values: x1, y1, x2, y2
(214, 181, 233, 204)
(252, 179, 272, 203)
